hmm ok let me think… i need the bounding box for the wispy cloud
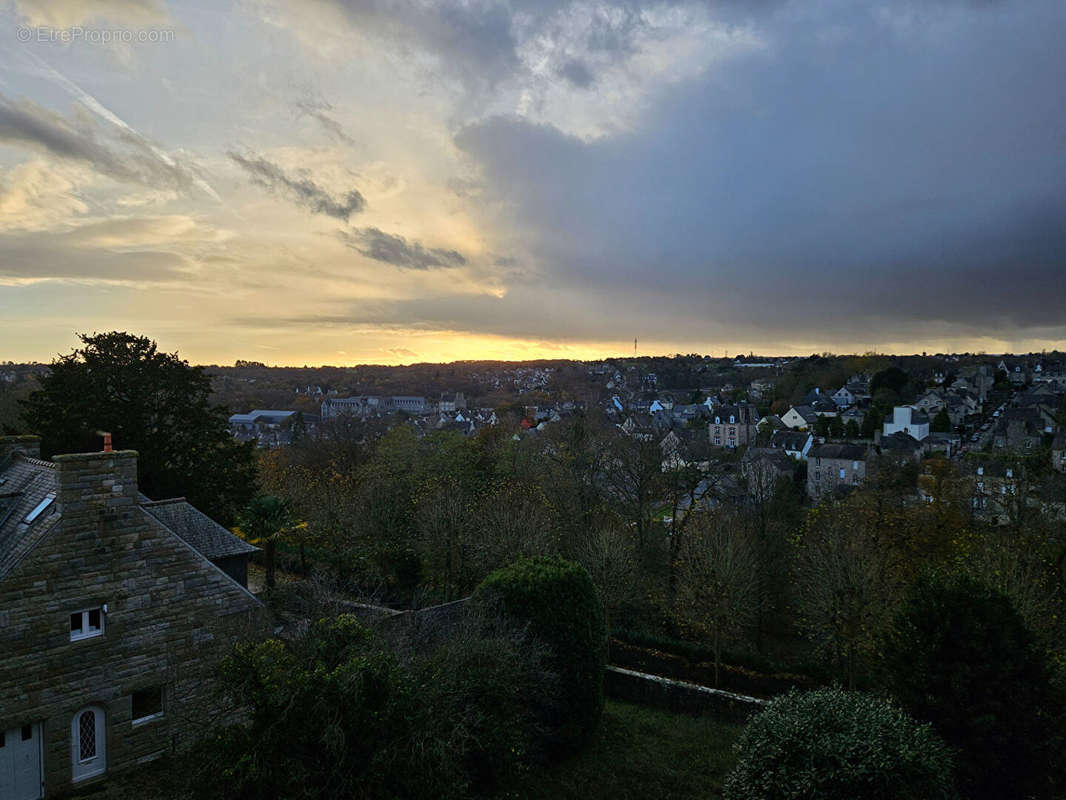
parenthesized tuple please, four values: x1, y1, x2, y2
(341, 226, 466, 270)
(0, 92, 212, 195)
(228, 151, 365, 221)
(10, 0, 169, 27)
(294, 95, 354, 145)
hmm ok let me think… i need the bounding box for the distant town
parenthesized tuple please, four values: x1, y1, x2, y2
(3, 345, 1065, 798)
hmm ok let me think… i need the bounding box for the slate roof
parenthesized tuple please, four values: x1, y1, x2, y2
(770, 430, 811, 451)
(879, 431, 923, 452)
(758, 414, 788, 430)
(790, 405, 819, 423)
(0, 454, 59, 579)
(142, 498, 258, 560)
(809, 443, 868, 461)
(742, 447, 795, 472)
(0, 451, 257, 582)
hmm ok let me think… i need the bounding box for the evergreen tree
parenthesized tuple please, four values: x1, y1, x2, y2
(931, 408, 951, 432)
(23, 331, 256, 524)
(882, 574, 1059, 799)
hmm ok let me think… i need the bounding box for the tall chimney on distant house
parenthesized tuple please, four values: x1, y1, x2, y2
(102, 432, 113, 452)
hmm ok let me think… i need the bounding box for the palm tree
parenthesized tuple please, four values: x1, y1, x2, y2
(237, 495, 295, 590)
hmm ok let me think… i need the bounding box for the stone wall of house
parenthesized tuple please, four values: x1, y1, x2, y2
(808, 456, 866, 499)
(0, 434, 41, 461)
(0, 450, 268, 797)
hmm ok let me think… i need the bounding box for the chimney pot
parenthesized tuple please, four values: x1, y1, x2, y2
(103, 432, 113, 452)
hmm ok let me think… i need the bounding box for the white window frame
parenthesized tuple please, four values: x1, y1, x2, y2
(70, 607, 105, 641)
(131, 687, 165, 726)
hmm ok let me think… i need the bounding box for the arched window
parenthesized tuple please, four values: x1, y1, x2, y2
(71, 706, 106, 782)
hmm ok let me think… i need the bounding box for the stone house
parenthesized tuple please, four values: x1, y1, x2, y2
(807, 443, 869, 500)
(831, 386, 856, 409)
(992, 408, 1046, 452)
(438, 392, 467, 413)
(781, 405, 818, 431)
(969, 462, 1023, 524)
(1053, 434, 1066, 473)
(708, 404, 759, 449)
(740, 448, 795, 496)
(913, 390, 945, 416)
(769, 430, 813, 460)
(0, 436, 267, 799)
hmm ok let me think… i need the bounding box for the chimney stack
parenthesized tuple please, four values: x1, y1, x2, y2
(0, 435, 41, 461)
(103, 432, 113, 452)
(54, 449, 139, 526)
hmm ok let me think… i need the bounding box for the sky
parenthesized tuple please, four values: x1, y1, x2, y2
(1, 0, 1065, 365)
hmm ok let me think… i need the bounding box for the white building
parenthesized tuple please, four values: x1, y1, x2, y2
(882, 406, 930, 441)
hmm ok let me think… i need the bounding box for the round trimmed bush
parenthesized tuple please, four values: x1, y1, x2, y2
(472, 555, 607, 755)
(724, 688, 957, 800)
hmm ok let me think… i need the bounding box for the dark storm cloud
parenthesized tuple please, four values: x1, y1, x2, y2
(228, 151, 365, 221)
(319, 0, 699, 93)
(452, 0, 1066, 343)
(0, 94, 202, 191)
(341, 227, 466, 270)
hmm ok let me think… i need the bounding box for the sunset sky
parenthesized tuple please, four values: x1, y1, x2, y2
(2, 0, 1065, 365)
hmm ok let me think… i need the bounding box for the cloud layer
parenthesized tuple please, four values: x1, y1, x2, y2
(2, 0, 1066, 363)
(228, 151, 366, 221)
(342, 227, 466, 270)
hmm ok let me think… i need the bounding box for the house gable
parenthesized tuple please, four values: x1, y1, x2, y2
(0, 447, 266, 795)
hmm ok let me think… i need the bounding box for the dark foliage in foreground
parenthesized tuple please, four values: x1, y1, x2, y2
(725, 687, 957, 800)
(473, 555, 608, 755)
(882, 573, 1061, 800)
(191, 611, 558, 799)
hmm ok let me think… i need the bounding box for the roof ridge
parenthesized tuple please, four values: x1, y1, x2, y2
(140, 497, 188, 507)
(13, 454, 55, 469)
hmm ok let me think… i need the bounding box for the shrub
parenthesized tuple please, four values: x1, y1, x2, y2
(882, 573, 1059, 799)
(724, 688, 956, 800)
(197, 612, 556, 799)
(204, 616, 420, 799)
(399, 604, 559, 793)
(472, 555, 607, 755)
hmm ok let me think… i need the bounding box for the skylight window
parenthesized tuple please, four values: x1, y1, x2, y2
(24, 492, 56, 524)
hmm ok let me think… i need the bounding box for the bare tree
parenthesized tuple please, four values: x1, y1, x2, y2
(574, 521, 637, 630)
(794, 502, 896, 689)
(675, 511, 759, 686)
(661, 443, 729, 602)
(603, 431, 664, 550)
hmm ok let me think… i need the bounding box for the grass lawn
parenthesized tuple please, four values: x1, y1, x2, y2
(505, 700, 743, 800)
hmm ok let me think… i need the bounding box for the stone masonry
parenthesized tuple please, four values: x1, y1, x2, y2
(0, 440, 268, 797)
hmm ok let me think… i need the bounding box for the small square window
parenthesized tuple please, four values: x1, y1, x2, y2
(21, 725, 31, 741)
(0, 731, 5, 748)
(132, 687, 164, 724)
(70, 608, 105, 641)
